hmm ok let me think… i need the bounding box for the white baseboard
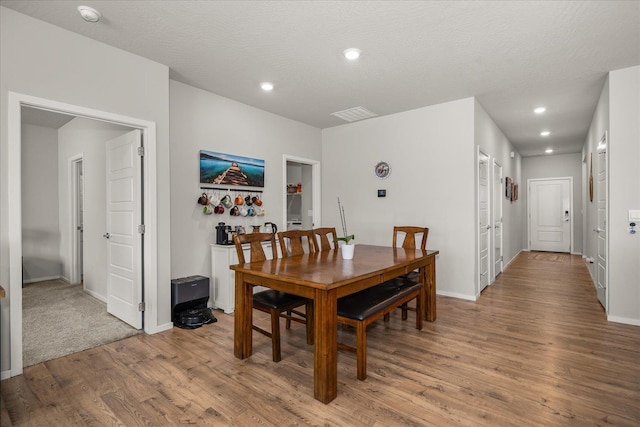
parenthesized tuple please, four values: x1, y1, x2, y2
(148, 322, 173, 334)
(84, 288, 107, 303)
(571, 251, 582, 256)
(22, 275, 62, 284)
(503, 250, 523, 270)
(1, 369, 11, 380)
(437, 290, 477, 301)
(607, 315, 640, 326)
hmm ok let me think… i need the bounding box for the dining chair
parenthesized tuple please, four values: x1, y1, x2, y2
(277, 229, 318, 330)
(233, 232, 313, 362)
(312, 227, 337, 251)
(392, 226, 429, 283)
(277, 229, 318, 257)
(388, 226, 429, 319)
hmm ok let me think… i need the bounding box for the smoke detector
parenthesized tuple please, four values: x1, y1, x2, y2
(78, 5, 102, 23)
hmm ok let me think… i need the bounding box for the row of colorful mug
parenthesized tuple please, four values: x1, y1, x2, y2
(203, 203, 265, 216)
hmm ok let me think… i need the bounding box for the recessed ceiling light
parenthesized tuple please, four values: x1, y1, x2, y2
(534, 107, 546, 114)
(343, 48, 361, 60)
(540, 131, 551, 137)
(77, 5, 102, 23)
(545, 148, 553, 154)
(260, 82, 274, 91)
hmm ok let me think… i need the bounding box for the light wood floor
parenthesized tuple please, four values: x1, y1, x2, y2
(2, 252, 639, 426)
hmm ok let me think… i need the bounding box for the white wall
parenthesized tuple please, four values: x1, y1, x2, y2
(1, 7, 171, 373)
(583, 66, 640, 326)
(521, 153, 584, 254)
(322, 98, 477, 300)
(21, 124, 61, 282)
(169, 80, 322, 281)
(474, 101, 523, 268)
(608, 66, 640, 325)
(58, 118, 130, 300)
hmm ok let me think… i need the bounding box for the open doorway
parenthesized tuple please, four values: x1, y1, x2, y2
(8, 92, 160, 377)
(20, 107, 140, 367)
(283, 155, 321, 231)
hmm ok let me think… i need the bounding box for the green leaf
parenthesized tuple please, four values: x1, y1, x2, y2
(333, 234, 355, 244)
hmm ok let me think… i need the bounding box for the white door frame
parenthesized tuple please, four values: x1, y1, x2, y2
(69, 154, 84, 285)
(7, 91, 159, 377)
(527, 177, 573, 253)
(282, 155, 321, 229)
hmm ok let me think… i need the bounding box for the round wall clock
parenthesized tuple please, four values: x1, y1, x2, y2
(374, 161, 391, 179)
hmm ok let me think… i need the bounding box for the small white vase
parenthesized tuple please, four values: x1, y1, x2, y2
(341, 243, 355, 260)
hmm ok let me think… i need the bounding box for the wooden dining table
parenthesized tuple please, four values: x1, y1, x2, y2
(231, 244, 439, 403)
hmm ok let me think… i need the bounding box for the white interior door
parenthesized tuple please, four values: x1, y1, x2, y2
(595, 133, 608, 309)
(478, 150, 490, 292)
(529, 178, 571, 253)
(106, 130, 143, 329)
(492, 161, 503, 280)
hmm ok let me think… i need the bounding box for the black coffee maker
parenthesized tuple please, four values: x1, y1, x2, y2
(215, 222, 233, 245)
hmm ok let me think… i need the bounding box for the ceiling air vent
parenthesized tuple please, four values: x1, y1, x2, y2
(330, 106, 378, 123)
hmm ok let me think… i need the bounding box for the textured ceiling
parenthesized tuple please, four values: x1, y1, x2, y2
(2, 1, 639, 157)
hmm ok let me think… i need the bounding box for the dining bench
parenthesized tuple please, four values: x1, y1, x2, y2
(337, 277, 423, 380)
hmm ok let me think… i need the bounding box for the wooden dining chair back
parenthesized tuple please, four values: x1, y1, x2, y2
(312, 227, 338, 251)
(392, 226, 429, 251)
(277, 229, 318, 257)
(233, 232, 313, 362)
(234, 232, 277, 264)
(388, 226, 429, 319)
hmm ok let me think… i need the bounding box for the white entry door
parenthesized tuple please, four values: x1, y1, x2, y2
(595, 132, 608, 309)
(106, 130, 143, 329)
(529, 178, 571, 253)
(478, 150, 490, 292)
(492, 161, 503, 280)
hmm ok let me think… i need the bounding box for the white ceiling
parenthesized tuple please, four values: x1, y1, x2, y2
(21, 107, 75, 129)
(3, 1, 639, 157)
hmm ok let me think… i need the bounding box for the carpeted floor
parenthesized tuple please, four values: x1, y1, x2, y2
(22, 279, 141, 367)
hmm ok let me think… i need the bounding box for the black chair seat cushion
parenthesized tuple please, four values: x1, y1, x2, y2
(253, 289, 307, 310)
(337, 278, 421, 321)
(398, 270, 420, 282)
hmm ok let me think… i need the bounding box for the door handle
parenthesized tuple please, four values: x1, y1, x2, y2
(103, 233, 110, 239)
(593, 228, 603, 233)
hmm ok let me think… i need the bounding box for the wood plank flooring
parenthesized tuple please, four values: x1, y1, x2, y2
(2, 252, 639, 426)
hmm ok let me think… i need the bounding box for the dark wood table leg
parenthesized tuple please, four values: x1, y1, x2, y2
(425, 257, 437, 321)
(314, 288, 338, 403)
(234, 272, 253, 359)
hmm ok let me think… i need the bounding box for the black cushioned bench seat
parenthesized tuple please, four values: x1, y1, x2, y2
(337, 277, 423, 380)
(338, 278, 421, 320)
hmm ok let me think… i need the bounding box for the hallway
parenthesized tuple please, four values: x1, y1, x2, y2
(2, 251, 639, 426)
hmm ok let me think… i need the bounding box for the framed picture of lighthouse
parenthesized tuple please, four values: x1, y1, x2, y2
(199, 150, 265, 188)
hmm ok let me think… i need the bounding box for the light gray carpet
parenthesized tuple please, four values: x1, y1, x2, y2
(23, 279, 140, 367)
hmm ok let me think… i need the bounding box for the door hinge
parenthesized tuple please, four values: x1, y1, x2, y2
(138, 146, 144, 157)
(138, 224, 145, 234)
(138, 302, 145, 312)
